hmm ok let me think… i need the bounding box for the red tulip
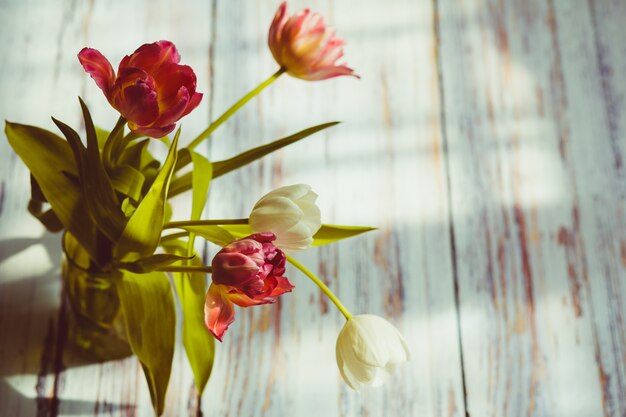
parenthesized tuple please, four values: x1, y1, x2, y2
(268, 2, 358, 81)
(78, 41, 202, 138)
(205, 233, 294, 341)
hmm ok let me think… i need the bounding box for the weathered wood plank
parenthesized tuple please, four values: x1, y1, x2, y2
(556, 0, 626, 414)
(0, 1, 85, 415)
(437, 0, 626, 415)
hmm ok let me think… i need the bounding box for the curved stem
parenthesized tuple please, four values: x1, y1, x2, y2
(286, 255, 352, 320)
(186, 67, 286, 151)
(163, 218, 249, 230)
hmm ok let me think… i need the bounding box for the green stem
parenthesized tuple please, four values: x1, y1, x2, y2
(286, 255, 352, 320)
(186, 67, 286, 151)
(163, 218, 249, 230)
(155, 265, 213, 274)
(159, 231, 189, 242)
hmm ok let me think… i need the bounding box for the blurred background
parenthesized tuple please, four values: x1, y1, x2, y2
(0, 0, 625, 416)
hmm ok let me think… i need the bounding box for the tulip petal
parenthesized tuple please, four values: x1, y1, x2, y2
(154, 86, 190, 127)
(274, 237, 312, 253)
(268, 276, 295, 297)
(278, 224, 313, 248)
(110, 67, 159, 126)
(155, 64, 197, 100)
(306, 65, 359, 81)
(250, 196, 303, 233)
(296, 187, 318, 203)
(336, 341, 362, 391)
(129, 123, 176, 138)
(121, 81, 160, 125)
(212, 252, 261, 287)
(291, 25, 326, 57)
(182, 92, 203, 117)
(342, 342, 378, 386)
(209, 232, 291, 307)
(353, 315, 410, 367)
(119, 40, 181, 75)
(264, 183, 311, 200)
(204, 284, 235, 342)
(81, 41, 201, 137)
(246, 232, 278, 244)
(297, 200, 322, 232)
(311, 36, 345, 66)
(268, 1, 289, 55)
(78, 48, 115, 94)
(267, 3, 357, 82)
(227, 292, 273, 307)
(249, 184, 320, 252)
(335, 315, 409, 390)
(283, 8, 310, 43)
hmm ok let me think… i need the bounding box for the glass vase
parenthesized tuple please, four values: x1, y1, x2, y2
(61, 233, 132, 362)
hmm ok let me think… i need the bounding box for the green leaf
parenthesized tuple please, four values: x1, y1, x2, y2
(117, 270, 176, 416)
(118, 138, 150, 168)
(188, 151, 212, 221)
(161, 239, 215, 394)
(211, 122, 339, 179)
(173, 148, 192, 172)
(110, 165, 146, 202)
(52, 107, 126, 244)
(176, 225, 236, 247)
(312, 224, 377, 246)
(114, 129, 179, 261)
(168, 172, 192, 198)
(121, 197, 137, 217)
(62, 231, 92, 270)
(219, 224, 253, 240)
(164, 200, 173, 225)
(28, 175, 64, 232)
(158, 151, 215, 393)
(168, 151, 212, 199)
(95, 126, 110, 151)
(115, 253, 193, 273)
(5, 122, 100, 262)
(80, 100, 127, 233)
(102, 116, 128, 170)
(174, 222, 376, 251)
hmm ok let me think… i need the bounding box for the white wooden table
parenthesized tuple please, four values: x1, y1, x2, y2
(1, 0, 625, 416)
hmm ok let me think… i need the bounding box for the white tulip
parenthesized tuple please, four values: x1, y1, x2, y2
(336, 314, 410, 390)
(249, 184, 322, 252)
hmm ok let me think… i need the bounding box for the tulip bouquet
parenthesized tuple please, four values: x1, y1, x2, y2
(5, 2, 408, 415)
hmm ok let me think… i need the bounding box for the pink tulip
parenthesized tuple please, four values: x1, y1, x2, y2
(78, 41, 202, 138)
(268, 2, 358, 81)
(205, 233, 294, 341)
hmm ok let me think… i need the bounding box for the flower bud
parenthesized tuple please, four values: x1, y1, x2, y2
(335, 314, 410, 390)
(268, 2, 358, 81)
(78, 40, 202, 138)
(249, 184, 321, 252)
(205, 233, 294, 341)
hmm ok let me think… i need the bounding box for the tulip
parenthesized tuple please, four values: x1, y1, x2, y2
(268, 2, 358, 81)
(78, 40, 202, 138)
(336, 314, 410, 390)
(205, 232, 294, 341)
(249, 184, 321, 252)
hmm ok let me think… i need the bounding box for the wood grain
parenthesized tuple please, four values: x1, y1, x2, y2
(436, 0, 626, 416)
(0, 0, 624, 416)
